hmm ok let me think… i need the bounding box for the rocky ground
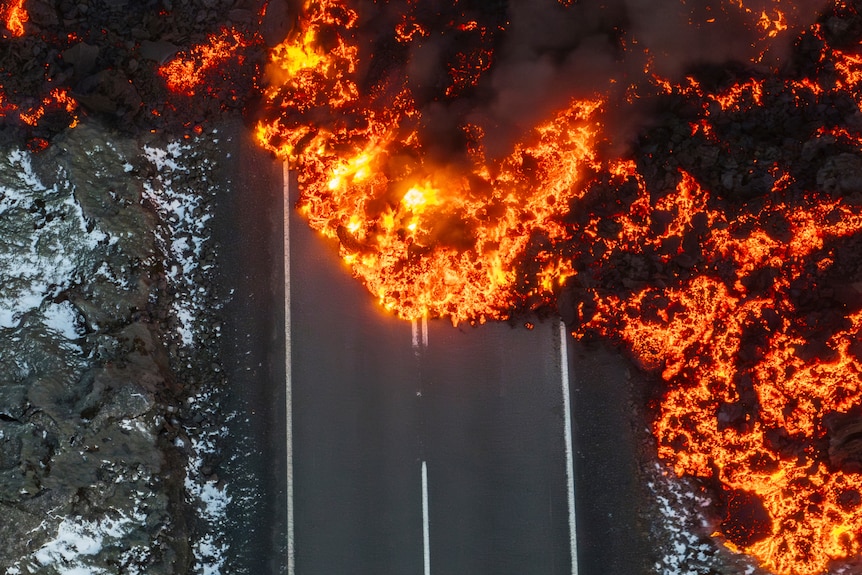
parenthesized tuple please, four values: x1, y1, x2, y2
(0, 118, 243, 573)
(0, 0, 281, 572)
(2, 0, 862, 574)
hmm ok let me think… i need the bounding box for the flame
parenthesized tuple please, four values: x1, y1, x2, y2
(255, 0, 602, 322)
(568, 27, 862, 572)
(251, 2, 862, 573)
(2, 0, 27, 37)
(572, 164, 862, 574)
(159, 28, 252, 96)
(0, 0, 842, 571)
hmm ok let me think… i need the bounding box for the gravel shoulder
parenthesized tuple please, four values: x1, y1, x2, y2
(208, 119, 288, 575)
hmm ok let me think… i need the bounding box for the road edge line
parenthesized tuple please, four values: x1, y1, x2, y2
(560, 319, 578, 575)
(422, 460, 431, 575)
(284, 161, 295, 575)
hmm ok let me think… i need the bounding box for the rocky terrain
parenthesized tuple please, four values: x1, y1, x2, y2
(0, 0, 282, 572)
(0, 116, 244, 573)
(2, 0, 862, 574)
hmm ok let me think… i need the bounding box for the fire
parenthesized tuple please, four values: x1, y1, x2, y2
(566, 18, 862, 570)
(0, 0, 857, 572)
(571, 164, 862, 574)
(2, 0, 27, 37)
(269, 95, 601, 323)
(255, 0, 602, 322)
(249, 1, 862, 573)
(159, 28, 252, 97)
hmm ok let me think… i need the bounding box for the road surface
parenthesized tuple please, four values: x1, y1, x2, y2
(217, 128, 653, 575)
(286, 167, 578, 575)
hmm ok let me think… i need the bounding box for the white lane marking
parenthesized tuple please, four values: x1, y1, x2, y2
(422, 460, 431, 575)
(412, 315, 429, 353)
(284, 161, 295, 575)
(559, 319, 578, 575)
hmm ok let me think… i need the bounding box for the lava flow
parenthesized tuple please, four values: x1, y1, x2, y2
(254, 0, 602, 323)
(159, 27, 257, 97)
(136, 0, 862, 573)
(2, 0, 27, 37)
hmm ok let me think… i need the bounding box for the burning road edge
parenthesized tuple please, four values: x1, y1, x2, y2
(3, 0, 862, 574)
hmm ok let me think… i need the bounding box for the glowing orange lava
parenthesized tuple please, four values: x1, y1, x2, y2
(250, 1, 862, 573)
(19, 88, 78, 128)
(159, 28, 252, 96)
(2, 0, 27, 37)
(255, 0, 602, 322)
(580, 181, 862, 573)
(571, 32, 862, 572)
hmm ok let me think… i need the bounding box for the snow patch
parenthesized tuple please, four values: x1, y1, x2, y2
(143, 138, 231, 574)
(142, 142, 211, 346)
(647, 461, 760, 575)
(0, 149, 109, 329)
(43, 300, 83, 340)
(26, 510, 146, 575)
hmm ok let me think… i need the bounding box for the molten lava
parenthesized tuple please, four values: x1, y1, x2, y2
(159, 28, 254, 97)
(167, 0, 862, 573)
(254, 0, 602, 322)
(577, 173, 862, 574)
(2, 0, 27, 37)
(18, 88, 78, 128)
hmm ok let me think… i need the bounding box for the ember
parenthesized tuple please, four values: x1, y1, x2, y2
(250, 1, 862, 573)
(2, 0, 27, 37)
(1, 0, 862, 573)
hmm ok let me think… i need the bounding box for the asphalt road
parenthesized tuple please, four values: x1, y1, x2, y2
(218, 130, 652, 575)
(568, 340, 653, 575)
(213, 122, 288, 574)
(287, 169, 577, 574)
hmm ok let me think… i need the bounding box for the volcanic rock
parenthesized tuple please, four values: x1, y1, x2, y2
(62, 42, 100, 79)
(816, 153, 862, 195)
(719, 488, 772, 548)
(139, 40, 181, 63)
(828, 417, 862, 473)
(76, 70, 143, 120)
(261, 0, 299, 47)
(27, 0, 61, 27)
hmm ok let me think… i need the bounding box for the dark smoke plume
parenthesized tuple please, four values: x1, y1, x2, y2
(348, 0, 824, 161)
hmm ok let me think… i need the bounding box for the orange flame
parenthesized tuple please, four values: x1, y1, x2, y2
(253, 2, 862, 573)
(2, 0, 27, 37)
(256, 0, 603, 322)
(159, 28, 251, 96)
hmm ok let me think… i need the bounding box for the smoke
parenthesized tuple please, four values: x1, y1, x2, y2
(356, 0, 825, 161)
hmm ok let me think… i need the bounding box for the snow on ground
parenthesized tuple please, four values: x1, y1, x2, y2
(30, 508, 149, 575)
(0, 131, 230, 574)
(0, 139, 168, 574)
(646, 461, 762, 575)
(42, 300, 85, 341)
(0, 149, 109, 329)
(6, 473, 157, 575)
(141, 132, 231, 575)
(142, 140, 214, 348)
(180, 408, 232, 575)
